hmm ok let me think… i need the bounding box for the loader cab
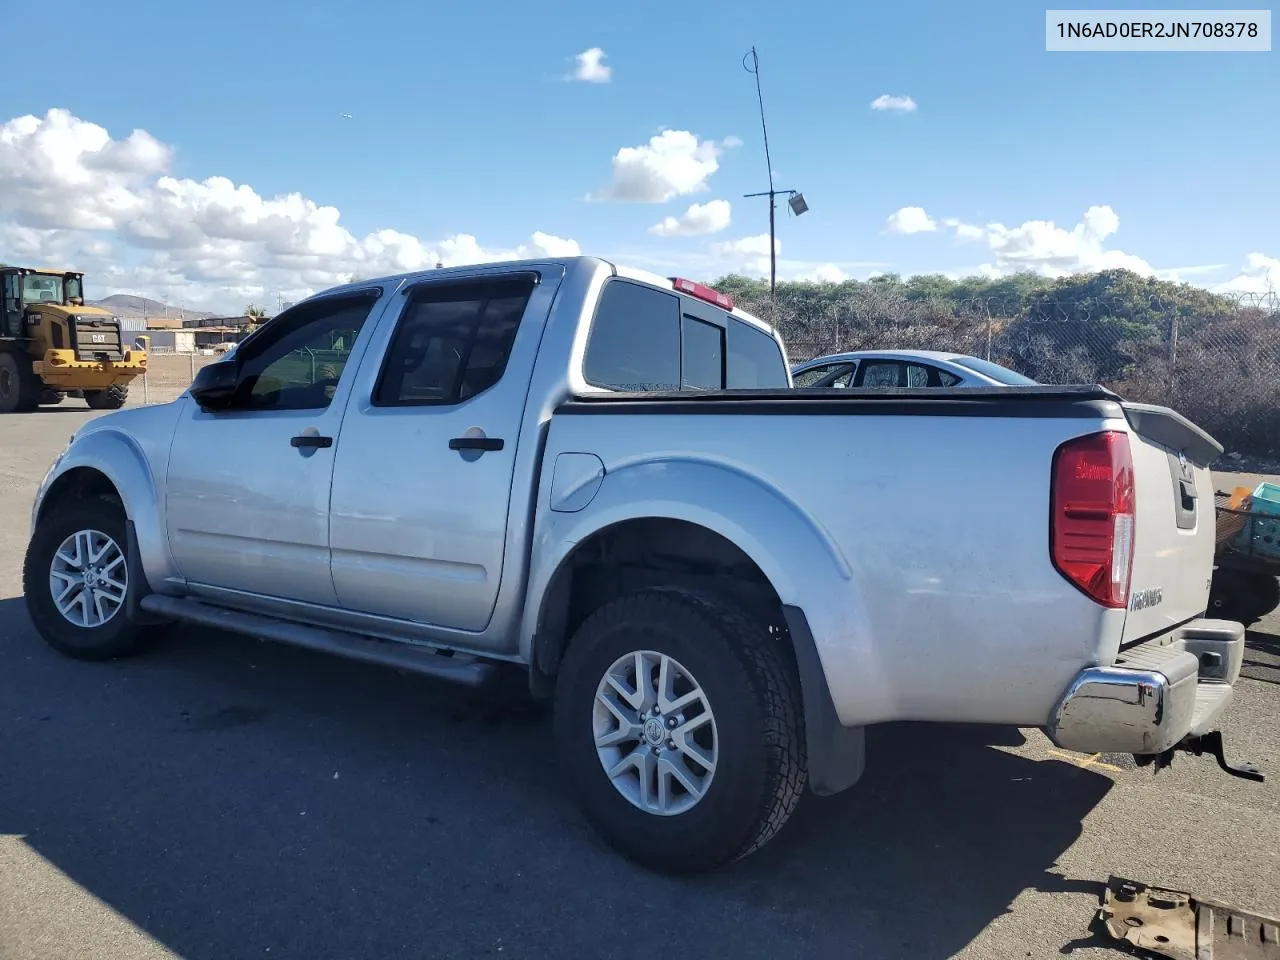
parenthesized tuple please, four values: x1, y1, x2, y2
(1, 268, 87, 339)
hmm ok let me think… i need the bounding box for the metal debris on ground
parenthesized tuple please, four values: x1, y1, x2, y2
(1099, 875, 1280, 959)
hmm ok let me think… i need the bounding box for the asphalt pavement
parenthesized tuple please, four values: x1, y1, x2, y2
(2, 400, 1278, 960)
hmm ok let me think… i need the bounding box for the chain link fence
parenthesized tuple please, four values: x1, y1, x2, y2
(740, 290, 1280, 457)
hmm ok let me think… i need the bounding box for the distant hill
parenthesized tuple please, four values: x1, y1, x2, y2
(88, 294, 217, 321)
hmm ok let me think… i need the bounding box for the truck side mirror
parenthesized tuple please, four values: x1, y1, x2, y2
(189, 360, 239, 411)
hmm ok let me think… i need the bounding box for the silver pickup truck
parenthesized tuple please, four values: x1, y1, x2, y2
(24, 255, 1258, 874)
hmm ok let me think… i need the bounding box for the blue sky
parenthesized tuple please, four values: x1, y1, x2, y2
(2, 0, 1277, 309)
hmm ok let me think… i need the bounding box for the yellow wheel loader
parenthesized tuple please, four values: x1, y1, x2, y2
(0, 266, 148, 413)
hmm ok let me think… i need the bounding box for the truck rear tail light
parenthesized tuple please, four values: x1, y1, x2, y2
(670, 277, 734, 311)
(1050, 430, 1135, 609)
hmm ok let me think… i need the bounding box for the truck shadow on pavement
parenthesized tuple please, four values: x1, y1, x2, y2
(1243, 628, 1280, 684)
(0, 597, 1114, 960)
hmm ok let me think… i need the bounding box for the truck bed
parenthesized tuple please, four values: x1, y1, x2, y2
(544, 381, 1222, 727)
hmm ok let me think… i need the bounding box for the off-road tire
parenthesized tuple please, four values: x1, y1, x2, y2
(553, 586, 807, 874)
(39, 388, 66, 406)
(0, 350, 39, 413)
(84, 384, 128, 410)
(23, 498, 160, 661)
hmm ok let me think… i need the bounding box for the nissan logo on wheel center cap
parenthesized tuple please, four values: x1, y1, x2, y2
(643, 718, 666, 744)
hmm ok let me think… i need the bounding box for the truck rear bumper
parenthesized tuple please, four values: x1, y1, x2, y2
(1047, 618, 1244, 756)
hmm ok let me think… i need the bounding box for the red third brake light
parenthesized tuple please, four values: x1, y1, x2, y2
(670, 277, 734, 311)
(1050, 430, 1136, 609)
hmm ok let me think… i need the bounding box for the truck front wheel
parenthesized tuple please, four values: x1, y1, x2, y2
(553, 587, 807, 874)
(23, 498, 159, 661)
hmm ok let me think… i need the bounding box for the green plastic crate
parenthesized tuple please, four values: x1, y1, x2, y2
(1236, 481, 1280, 559)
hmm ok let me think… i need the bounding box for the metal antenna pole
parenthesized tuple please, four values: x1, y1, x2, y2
(742, 47, 806, 301)
(742, 47, 777, 296)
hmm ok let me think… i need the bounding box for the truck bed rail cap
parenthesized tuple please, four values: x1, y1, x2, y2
(558, 384, 1128, 420)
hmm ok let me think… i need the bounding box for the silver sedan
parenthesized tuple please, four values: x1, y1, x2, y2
(789, 349, 1038, 389)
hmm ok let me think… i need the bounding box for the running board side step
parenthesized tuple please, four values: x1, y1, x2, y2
(139, 595, 498, 688)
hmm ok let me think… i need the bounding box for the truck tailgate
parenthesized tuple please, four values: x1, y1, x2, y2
(1121, 402, 1223, 643)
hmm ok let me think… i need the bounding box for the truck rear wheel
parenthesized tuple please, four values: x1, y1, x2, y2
(0, 351, 39, 413)
(553, 587, 807, 874)
(84, 384, 128, 410)
(23, 498, 159, 661)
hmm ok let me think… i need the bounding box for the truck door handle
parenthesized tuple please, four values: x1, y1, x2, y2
(449, 436, 504, 452)
(291, 434, 333, 449)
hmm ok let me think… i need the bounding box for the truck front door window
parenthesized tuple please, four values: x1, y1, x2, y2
(583, 280, 679, 391)
(234, 298, 377, 411)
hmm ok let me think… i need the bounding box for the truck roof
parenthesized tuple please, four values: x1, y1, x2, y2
(3, 266, 81, 277)
(319, 255, 779, 339)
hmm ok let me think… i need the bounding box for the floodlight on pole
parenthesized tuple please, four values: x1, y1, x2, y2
(742, 46, 807, 299)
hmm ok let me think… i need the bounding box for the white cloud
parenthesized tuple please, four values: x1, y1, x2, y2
(0, 108, 168, 230)
(700, 235, 862, 284)
(0, 108, 580, 312)
(870, 94, 918, 113)
(894, 204, 1279, 298)
(722, 135, 744, 148)
(792, 263, 849, 283)
(566, 47, 611, 83)
(895, 204, 1155, 279)
(648, 199, 732, 237)
(709, 233, 780, 275)
(977, 205, 1156, 277)
(941, 217, 984, 241)
(1217, 252, 1280, 296)
(589, 130, 734, 203)
(600, 244, 886, 287)
(885, 206, 937, 235)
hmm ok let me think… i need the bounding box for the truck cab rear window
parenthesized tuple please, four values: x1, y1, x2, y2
(583, 280, 680, 391)
(727, 319, 788, 388)
(585, 278, 787, 392)
(680, 315, 724, 390)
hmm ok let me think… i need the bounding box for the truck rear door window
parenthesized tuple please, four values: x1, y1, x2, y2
(583, 280, 680, 391)
(374, 276, 534, 406)
(680, 315, 724, 390)
(727, 319, 788, 388)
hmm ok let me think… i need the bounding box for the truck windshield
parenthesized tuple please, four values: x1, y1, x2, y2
(21, 274, 68, 304)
